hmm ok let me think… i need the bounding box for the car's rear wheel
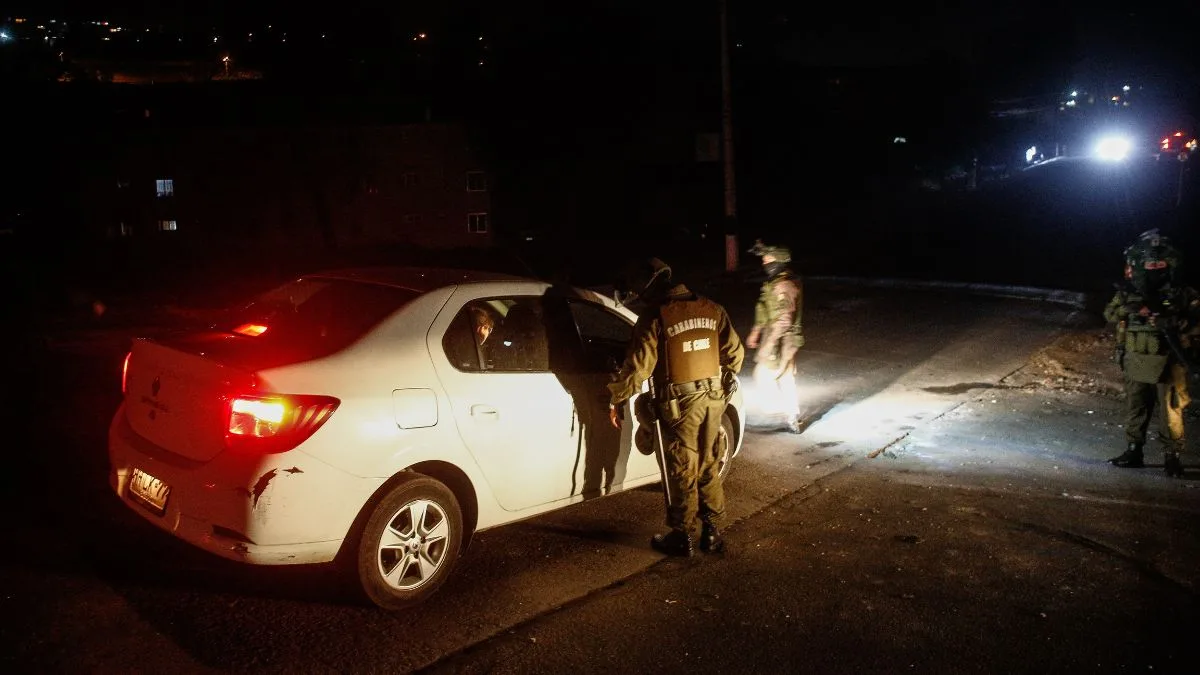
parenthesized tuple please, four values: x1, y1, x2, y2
(357, 475, 463, 610)
(716, 413, 736, 481)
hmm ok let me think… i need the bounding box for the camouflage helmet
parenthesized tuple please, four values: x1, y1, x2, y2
(1124, 229, 1184, 293)
(747, 239, 791, 264)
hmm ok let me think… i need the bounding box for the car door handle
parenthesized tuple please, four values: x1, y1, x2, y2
(470, 404, 499, 419)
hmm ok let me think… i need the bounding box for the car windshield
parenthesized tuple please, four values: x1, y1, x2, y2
(224, 278, 420, 358)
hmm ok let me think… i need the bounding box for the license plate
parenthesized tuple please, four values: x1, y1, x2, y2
(129, 468, 170, 515)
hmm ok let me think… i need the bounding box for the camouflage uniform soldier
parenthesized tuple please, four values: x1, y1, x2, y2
(609, 258, 745, 556)
(746, 241, 804, 433)
(1104, 229, 1200, 477)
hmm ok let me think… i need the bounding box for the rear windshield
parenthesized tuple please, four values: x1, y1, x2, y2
(223, 278, 419, 358)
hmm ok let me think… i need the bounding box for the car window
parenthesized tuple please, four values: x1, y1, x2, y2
(567, 299, 633, 372)
(569, 300, 632, 343)
(443, 309, 482, 372)
(490, 298, 550, 372)
(443, 302, 500, 372)
(225, 278, 418, 359)
(442, 297, 550, 373)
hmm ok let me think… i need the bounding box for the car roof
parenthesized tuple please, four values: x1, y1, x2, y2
(301, 266, 536, 293)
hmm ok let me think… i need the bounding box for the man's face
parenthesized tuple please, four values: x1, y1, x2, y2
(762, 254, 777, 267)
(475, 322, 492, 343)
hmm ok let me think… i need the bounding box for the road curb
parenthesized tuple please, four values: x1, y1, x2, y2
(805, 276, 1089, 309)
(689, 268, 1090, 311)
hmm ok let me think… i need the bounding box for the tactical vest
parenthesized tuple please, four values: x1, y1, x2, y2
(659, 297, 722, 384)
(1124, 316, 1169, 356)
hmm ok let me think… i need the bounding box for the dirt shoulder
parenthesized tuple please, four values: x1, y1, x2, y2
(1002, 326, 1125, 399)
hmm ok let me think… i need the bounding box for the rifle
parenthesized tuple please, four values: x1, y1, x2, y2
(1146, 288, 1200, 378)
(1157, 315, 1200, 379)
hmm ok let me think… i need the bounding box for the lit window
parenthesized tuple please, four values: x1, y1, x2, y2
(120, 222, 133, 237)
(466, 171, 487, 192)
(467, 213, 488, 234)
(155, 179, 174, 197)
(157, 220, 177, 232)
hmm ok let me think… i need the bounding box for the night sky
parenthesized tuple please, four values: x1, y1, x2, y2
(2, 0, 1199, 295)
(9, 1, 1198, 96)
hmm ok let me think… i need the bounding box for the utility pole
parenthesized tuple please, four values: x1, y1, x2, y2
(719, 0, 738, 272)
(1178, 155, 1188, 209)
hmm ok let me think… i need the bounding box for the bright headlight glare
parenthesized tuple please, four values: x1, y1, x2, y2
(1095, 135, 1132, 161)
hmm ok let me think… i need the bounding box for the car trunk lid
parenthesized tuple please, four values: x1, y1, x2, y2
(124, 333, 258, 463)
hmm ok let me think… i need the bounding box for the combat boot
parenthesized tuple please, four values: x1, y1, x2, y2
(1108, 442, 1145, 468)
(1164, 451, 1184, 477)
(699, 521, 726, 554)
(650, 529, 694, 557)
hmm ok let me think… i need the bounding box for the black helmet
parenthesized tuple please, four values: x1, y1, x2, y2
(1124, 229, 1183, 294)
(618, 257, 673, 305)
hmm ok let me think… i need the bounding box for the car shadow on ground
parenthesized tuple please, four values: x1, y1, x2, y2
(83, 507, 367, 606)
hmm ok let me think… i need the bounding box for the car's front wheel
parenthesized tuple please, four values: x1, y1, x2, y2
(356, 475, 463, 610)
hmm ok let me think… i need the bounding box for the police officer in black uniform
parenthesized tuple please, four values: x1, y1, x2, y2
(609, 258, 745, 556)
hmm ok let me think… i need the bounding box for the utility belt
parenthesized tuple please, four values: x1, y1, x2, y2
(637, 376, 723, 425)
(666, 376, 721, 397)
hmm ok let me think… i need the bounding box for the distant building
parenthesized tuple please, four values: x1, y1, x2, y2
(80, 121, 494, 255)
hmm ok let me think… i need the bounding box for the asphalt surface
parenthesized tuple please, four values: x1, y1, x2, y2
(420, 334, 1200, 675)
(433, 416, 1200, 673)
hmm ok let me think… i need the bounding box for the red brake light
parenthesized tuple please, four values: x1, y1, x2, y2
(122, 351, 132, 394)
(233, 323, 269, 337)
(224, 393, 339, 453)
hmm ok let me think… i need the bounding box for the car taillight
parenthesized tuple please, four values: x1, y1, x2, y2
(224, 393, 340, 453)
(122, 351, 132, 394)
(233, 323, 269, 337)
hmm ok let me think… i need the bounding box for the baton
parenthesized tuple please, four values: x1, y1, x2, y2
(646, 378, 674, 512)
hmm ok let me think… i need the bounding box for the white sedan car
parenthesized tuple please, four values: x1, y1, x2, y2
(108, 267, 746, 609)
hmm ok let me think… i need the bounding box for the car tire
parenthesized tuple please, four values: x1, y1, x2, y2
(716, 413, 735, 481)
(356, 475, 463, 610)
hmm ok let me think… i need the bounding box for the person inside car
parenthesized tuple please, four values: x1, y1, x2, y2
(469, 304, 496, 369)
